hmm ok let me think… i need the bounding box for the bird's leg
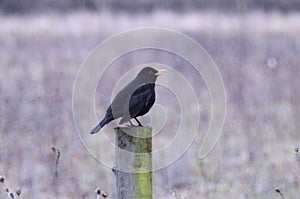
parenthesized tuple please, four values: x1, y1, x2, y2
(134, 118, 143, 126)
(126, 120, 140, 127)
(129, 120, 134, 126)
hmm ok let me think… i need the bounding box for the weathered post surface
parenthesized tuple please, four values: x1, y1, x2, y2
(114, 127, 152, 199)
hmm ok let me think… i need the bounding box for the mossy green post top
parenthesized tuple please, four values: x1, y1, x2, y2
(72, 28, 226, 172)
(115, 127, 152, 172)
(115, 127, 153, 198)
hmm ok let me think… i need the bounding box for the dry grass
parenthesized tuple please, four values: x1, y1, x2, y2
(0, 10, 300, 198)
(1, 11, 300, 37)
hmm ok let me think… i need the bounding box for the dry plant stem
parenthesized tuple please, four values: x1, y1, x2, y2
(51, 146, 61, 174)
(0, 177, 14, 199)
(9, 192, 14, 199)
(95, 187, 101, 199)
(275, 188, 285, 199)
(4, 188, 15, 199)
(0, 177, 21, 198)
(51, 146, 61, 198)
(278, 192, 285, 199)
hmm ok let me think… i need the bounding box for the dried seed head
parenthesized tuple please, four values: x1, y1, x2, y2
(5, 188, 9, 193)
(275, 187, 281, 193)
(102, 191, 108, 198)
(295, 147, 299, 154)
(0, 176, 5, 183)
(16, 189, 21, 196)
(95, 188, 101, 195)
(10, 192, 14, 199)
(51, 146, 56, 152)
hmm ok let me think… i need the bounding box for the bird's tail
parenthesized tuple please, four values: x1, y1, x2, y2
(90, 117, 112, 134)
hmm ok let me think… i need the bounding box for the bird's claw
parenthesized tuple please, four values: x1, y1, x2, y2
(125, 120, 143, 127)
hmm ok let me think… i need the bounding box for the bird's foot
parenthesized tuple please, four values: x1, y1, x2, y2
(125, 119, 144, 127)
(126, 120, 139, 127)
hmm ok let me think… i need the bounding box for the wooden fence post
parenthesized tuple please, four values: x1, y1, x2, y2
(114, 127, 152, 199)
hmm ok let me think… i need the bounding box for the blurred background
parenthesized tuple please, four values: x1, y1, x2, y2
(1, 0, 300, 198)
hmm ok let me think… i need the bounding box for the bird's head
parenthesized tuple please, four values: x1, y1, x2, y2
(136, 67, 166, 83)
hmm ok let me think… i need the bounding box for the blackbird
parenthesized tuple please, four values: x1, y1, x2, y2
(90, 67, 165, 134)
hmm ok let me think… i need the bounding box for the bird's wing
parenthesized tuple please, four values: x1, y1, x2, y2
(110, 87, 132, 118)
(119, 85, 154, 124)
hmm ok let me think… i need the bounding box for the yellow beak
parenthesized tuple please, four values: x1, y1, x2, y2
(155, 69, 166, 76)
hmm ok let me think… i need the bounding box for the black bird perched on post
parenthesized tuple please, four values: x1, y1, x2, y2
(90, 67, 165, 134)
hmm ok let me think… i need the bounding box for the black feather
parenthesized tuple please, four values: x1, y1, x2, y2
(90, 67, 161, 134)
